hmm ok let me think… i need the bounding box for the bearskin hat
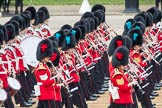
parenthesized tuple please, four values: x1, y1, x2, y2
(112, 46, 129, 68)
(5, 24, 15, 41)
(97, 10, 105, 23)
(61, 32, 76, 51)
(70, 27, 82, 43)
(94, 16, 99, 29)
(36, 39, 53, 61)
(38, 6, 50, 20)
(145, 12, 153, 27)
(50, 48, 60, 66)
(87, 18, 95, 32)
(75, 25, 87, 40)
(20, 14, 27, 30)
(10, 20, 20, 36)
(51, 41, 58, 49)
(21, 13, 31, 28)
(84, 19, 91, 33)
(37, 10, 46, 24)
(123, 36, 132, 50)
(11, 15, 23, 30)
(123, 18, 136, 35)
(81, 12, 95, 20)
(0, 29, 4, 46)
(91, 4, 106, 13)
(127, 28, 143, 47)
(0, 25, 7, 42)
(147, 12, 153, 26)
(25, 6, 36, 20)
(53, 30, 66, 47)
(134, 12, 147, 25)
(60, 24, 72, 33)
(48, 36, 59, 45)
(108, 35, 126, 56)
(93, 10, 104, 25)
(156, 10, 162, 23)
(134, 15, 145, 25)
(33, 13, 39, 26)
(131, 21, 146, 34)
(147, 7, 159, 23)
(74, 19, 90, 33)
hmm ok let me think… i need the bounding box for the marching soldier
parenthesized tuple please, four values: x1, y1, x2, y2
(110, 46, 137, 108)
(39, 6, 52, 37)
(34, 39, 56, 108)
(128, 28, 155, 108)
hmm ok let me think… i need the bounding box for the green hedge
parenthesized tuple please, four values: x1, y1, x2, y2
(21, 0, 154, 5)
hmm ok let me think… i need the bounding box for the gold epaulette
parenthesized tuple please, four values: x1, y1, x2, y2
(112, 68, 122, 78)
(36, 62, 46, 71)
(131, 50, 141, 63)
(112, 68, 124, 85)
(134, 57, 141, 63)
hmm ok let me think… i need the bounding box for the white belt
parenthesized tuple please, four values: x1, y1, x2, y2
(0, 71, 7, 74)
(37, 82, 43, 85)
(70, 87, 78, 92)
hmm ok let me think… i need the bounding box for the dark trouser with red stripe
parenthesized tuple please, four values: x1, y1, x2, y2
(55, 101, 62, 108)
(79, 71, 91, 99)
(38, 100, 56, 108)
(69, 82, 87, 108)
(4, 87, 14, 108)
(61, 87, 74, 108)
(114, 103, 133, 108)
(15, 72, 31, 102)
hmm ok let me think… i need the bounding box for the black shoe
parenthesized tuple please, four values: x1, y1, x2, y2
(92, 94, 100, 98)
(152, 103, 156, 108)
(150, 92, 159, 97)
(102, 84, 109, 88)
(152, 91, 157, 94)
(158, 82, 162, 86)
(97, 90, 105, 94)
(155, 83, 162, 87)
(150, 95, 155, 100)
(87, 96, 97, 101)
(152, 103, 156, 106)
(20, 102, 32, 107)
(154, 86, 161, 90)
(104, 80, 109, 83)
(100, 87, 108, 91)
(104, 77, 109, 80)
(30, 93, 37, 98)
(27, 99, 36, 104)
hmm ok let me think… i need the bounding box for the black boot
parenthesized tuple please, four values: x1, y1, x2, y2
(20, 101, 32, 107)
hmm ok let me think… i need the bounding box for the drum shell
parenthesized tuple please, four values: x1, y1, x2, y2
(0, 89, 7, 105)
(9, 88, 17, 97)
(7, 77, 21, 97)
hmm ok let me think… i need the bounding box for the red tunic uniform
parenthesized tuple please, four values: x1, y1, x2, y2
(0, 52, 9, 88)
(110, 68, 133, 104)
(5, 46, 18, 73)
(54, 83, 62, 101)
(41, 24, 52, 38)
(12, 44, 26, 72)
(34, 62, 55, 100)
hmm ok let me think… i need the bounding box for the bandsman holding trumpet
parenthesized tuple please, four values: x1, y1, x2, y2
(34, 39, 56, 108)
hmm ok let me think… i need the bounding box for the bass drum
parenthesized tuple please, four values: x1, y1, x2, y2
(20, 36, 42, 67)
(0, 88, 7, 105)
(7, 77, 21, 96)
